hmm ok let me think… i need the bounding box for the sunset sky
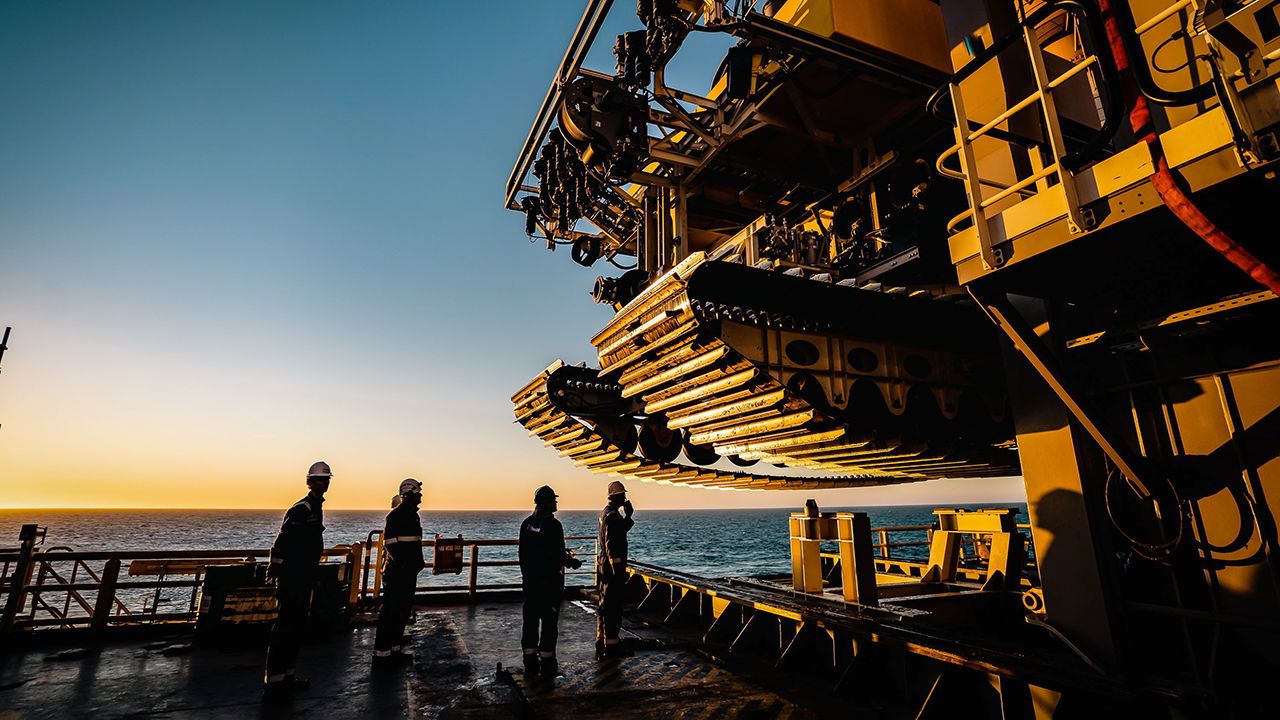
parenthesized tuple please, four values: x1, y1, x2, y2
(0, 1, 1027, 511)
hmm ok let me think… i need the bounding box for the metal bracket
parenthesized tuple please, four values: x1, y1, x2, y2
(968, 287, 1156, 498)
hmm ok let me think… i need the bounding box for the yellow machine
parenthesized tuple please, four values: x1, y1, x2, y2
(506, 0, 1280, 716)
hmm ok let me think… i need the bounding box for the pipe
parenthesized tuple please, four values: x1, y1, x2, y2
(1098, 0, 1280, 296)
(1110, 0, 1215, 106)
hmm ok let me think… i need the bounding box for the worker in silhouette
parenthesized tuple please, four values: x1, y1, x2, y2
(263, 461, 331, 702)
(519, 485, 583, 674)
(596, 480, 634, 656)
(373, 478, 425, 670)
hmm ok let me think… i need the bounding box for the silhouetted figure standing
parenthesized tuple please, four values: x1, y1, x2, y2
(263, 461, 331, 702)
(519, 485, 582, 673)
(373, 478, 425, 670)
(596, 480, 634, 656)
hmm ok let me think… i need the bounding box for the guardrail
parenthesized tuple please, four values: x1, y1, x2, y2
(0, 523, 599, 636)
(0, 544, 358, 633)
(867, 523, 1036, 562)
(935, 0, 1123, 268)
(832, 522, 1038, 583)
(353, 531, 599, 603)
(1, 520, 1034, 636)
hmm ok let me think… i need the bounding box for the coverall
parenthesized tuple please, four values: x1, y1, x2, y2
(518, 512, 576, 657)
(264, 494, 324, 687)
(375, 502, 425, 656)
(595, 501, 634, 646)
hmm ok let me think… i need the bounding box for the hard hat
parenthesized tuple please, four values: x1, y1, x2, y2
(399, 478, 423, 495)
(607, 480, 627, 496)
(534, 485, 557, 504)
(307, 461, 332, 478)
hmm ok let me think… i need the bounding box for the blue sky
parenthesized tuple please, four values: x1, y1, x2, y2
(0, 1, 1026, 509)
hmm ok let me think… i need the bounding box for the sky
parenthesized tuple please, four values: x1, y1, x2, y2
(0, 1, 1027, 511)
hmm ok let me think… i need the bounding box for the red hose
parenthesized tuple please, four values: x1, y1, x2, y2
(1097, 0, 1280, 295)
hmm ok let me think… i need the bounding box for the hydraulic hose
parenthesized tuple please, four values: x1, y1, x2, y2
(1098, 0, 1280, 295)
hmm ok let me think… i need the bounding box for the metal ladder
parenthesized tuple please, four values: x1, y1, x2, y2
(937, 0, 1125, 269)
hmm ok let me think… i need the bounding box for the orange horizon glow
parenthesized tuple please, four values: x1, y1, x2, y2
(0, 3, 1029, 517)
(0, 325, 1029, 513)
(0, 492, 1032, 513)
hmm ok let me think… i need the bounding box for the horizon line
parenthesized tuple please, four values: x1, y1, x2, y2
(0, 499, 1031, 513)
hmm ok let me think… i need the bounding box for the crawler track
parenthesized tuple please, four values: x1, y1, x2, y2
(513, 361, 900, 491)
(589, 255, 1019, 480)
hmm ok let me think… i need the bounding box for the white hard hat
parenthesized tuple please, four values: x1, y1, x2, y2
(307, 461, 332, 478)
(399, 478, 423, 495)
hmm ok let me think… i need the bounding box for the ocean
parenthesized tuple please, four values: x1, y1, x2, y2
(0, 504, 1027, 586)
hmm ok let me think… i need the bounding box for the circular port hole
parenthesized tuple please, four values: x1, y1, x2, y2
(785, 339, 820, 366)
(904, 355, 933, 379)
(846, 348, 878, 373)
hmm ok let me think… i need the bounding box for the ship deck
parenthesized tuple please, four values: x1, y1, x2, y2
(0, 595, 839, 719)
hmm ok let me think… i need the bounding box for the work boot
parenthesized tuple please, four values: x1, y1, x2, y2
(603, 642, 633, 659)
(538, 652, 558, 677)
(262, 683, 292, 704)
(286, 677, 311, 691)
(372, 654, 402, 672)
(522, 650, 539, 675)
(390, 650, 414, 664)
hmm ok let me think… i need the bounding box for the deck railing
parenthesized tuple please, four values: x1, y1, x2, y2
(0, 545, 362, 633)
(0, 524, 598, 636)
(866, 523, 1036, 562)
(1, 521, 1033, 636)
(353, 531, 598, 603)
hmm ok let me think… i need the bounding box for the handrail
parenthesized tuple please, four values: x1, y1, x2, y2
(32, 549, 271, 561)
(947, 207, 975, 235)
(1133, 0, 1192, 36)
(354, 535, 599, 604)
(942, 0, 1123, 173)
(938, 0, 1129, 258)
(4, 521, 1031, 636)
(981, 162, 1062, 209)
(967, 55, 1100, 145)
(866, 524, 1035, 564)
(4, 544, 359, 634)
(1111, 0, 1215, 106)
(29, 546, 348, 628)
(939, 53, 1097, 205)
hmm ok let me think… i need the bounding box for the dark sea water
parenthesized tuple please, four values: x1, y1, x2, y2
(0, 505, 1027, 587)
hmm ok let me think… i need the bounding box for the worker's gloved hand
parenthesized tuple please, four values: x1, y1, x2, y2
(567, 556, 583, 570)
(621, 500, 634, 519)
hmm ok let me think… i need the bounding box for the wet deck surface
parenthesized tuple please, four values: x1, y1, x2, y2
(0, 600, 829, 719)
(0, 621, 410, 719)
